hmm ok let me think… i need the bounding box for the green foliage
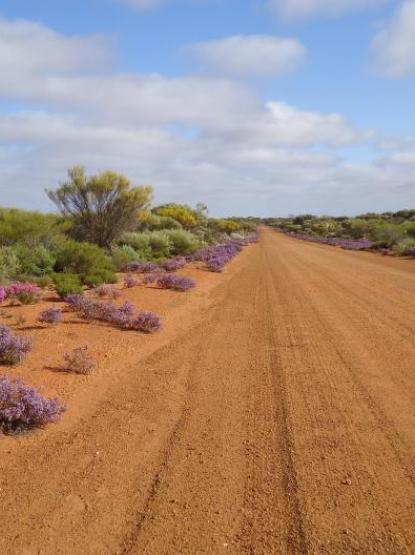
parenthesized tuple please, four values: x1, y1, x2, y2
(47, 166, 153, 248)
(0, 208, 69, 248)
(0, 247, 21, 283)
(146, 231, 171, 259)
(164, 229, 201, 255)
(111, 245, 138, 270)
(53, 273, 83, 299)
(15, 245, 56, 277)
(54, 240, 116, 285)
(119, 232, 151, 259)
(395, 238, 415, 255)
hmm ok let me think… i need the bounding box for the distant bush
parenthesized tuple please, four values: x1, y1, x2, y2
(155, 204, 197, 228)
(63, 346, 95, 375)
(38, 307, 62, 325)
(53, 273, 83, 299)
(0, 376, 66, 434)
(0, 325, 32, 365)
(55, 240, 116, 285)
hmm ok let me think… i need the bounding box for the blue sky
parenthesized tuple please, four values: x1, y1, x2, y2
(0, 0, 414, 215)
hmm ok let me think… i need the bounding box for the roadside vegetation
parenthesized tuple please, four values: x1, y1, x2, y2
(264, 210, 415, 255)
(0, 166, 257, 434)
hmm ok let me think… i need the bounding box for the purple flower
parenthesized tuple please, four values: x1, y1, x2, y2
(163, 257, 186, 272)
(123, 274, 139, 288)
(0, 325, 32, 365)
(156, 274, 196, 291)
(5, 282, 40, 305)
(131, 311, 162, 333)
(38, 307, 62, 325)
(0, 375, 66, 433)
(93, 285, 121, 299)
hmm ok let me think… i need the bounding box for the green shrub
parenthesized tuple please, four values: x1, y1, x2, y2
(119, 232, 151, 259)
(165, 229, 200, 255)
(147, 231, 171, 259)
(53, 273, 83, 299)
(395, 238, 415, 256)
(111, 245, 138, 270)
(54, 240, 116, 284)
(83, 270, 117, 287)
(15, 245, 56, 277)
(0, 247, 21, 283)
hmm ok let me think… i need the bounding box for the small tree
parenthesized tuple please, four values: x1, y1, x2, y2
(47, 167, 153, 248)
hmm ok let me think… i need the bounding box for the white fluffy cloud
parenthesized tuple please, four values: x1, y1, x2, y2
(188, 35, 306, 77)
(0, 16, 412, 215)
(371, 0, 415, 77)
(268, 0, 390, 20)
(0, 18, 112, 78)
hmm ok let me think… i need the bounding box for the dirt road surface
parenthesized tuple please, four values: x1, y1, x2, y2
(2, 229, 415, 554)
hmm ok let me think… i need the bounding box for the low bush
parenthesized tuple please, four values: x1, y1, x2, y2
(156, 274, 196, 291)
(5, 282, 41, 305)
(162, 257, 186, 272)
(0, 325, 32, 365)
(53, 273, 83, 299)
(38, 307, 62, 325)
(0, 375, 66, 434)
(130, 311, 162, 333)
(63, 346, 95, 375)
(93, 284, 121, 299)
(66, 297, 161, 333)
(123, 274, 139, 288)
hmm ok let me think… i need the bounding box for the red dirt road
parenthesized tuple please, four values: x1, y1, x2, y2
(2, 229, 415, 554)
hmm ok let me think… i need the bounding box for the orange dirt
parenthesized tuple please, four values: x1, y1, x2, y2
(2, 228, 415, 554)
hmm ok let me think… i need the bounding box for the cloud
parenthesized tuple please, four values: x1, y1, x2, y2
(0, 18, 112, 78)
(0, 16, 411, 216)
(371, 0, 415, 77)
(268, 0, 391, 20)
(188, 35, 306, 77)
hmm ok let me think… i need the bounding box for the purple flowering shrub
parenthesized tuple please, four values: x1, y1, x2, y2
(123, 274, 139, 288)
(2, 283, 41, 305)
(141, 273, 160, 285)
(156, 274, 196, 291)
(187, 242, 243, 272)
(0, 325, 32, 365)
(65, 297, 161, 333)
(162, 257, 186, 272)
(63, 346, 95, 375)
(129, 311, 162, 333)
(125, 262, 163, 273)
(37, 307, 62, 325)
(0, 287, 6, 304)
(287, 232, 374, 251)
(0, 376, 66, 434)
(93, 284, 122, 299)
